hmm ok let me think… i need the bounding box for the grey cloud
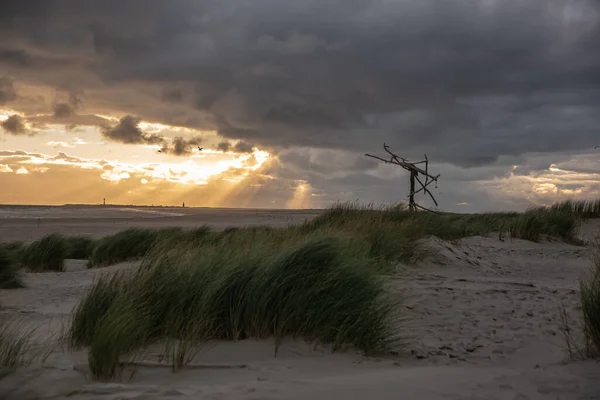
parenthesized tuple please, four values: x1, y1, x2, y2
(233, 141, 254, 153)
(0, 48, 33, 68)
(161, 87, 184, 103)
(1, 114, 28, 135)
(2, 0, 600, 210)
(101, 115, 165, 145)
(2, 1, 599, 165)
(53, 90, 83, 118)
(216, 141, 231, 152)
(215, 140, 254, 153)
(160, 136, 203, 156)
(28, 114, 111, 128)
(279, 148, 378, 176)
(0, 77, 17, 105)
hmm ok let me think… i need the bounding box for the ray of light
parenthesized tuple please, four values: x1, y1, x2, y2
(286, 181, 312, 209)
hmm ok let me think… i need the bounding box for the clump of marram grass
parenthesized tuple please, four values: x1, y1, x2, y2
(86, 226, 214, 268)
(0, 246, 24, 289)
(0, 319, 37, 371)
(0, 242, 26, 265)
(580, 243, 600, 358)
(88, 228, 163, 267)
(69, 237, 398, 380)
(69, 272, 129, 350)
(20, 234, 67, 272)
(64, 236, 96, 259)
(507, 207, 580, 243)
(550, 199, 600, 219)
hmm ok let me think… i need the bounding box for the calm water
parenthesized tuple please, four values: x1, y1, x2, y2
(0, 206, 186, 219)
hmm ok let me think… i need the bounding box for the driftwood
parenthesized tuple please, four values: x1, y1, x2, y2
(365, 143, 440, 212)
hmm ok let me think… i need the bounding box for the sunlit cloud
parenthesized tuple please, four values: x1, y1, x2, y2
(0, 164, 13, 173)
(0, 148, 272, 186)
(481, 162, 600, 207)
(47, 141, 75, 148)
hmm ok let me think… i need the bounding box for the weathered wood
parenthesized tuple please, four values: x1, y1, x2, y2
(409, 171, 416, 211)
(366, 144, 440, 212)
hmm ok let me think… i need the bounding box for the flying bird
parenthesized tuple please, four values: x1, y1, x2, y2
(157, 149, 162, 153)
(595, 145, 600, 149)
(198, 146, 203, 151)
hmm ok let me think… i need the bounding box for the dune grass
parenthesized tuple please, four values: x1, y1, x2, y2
(1, 199, 591, 272)
(0, 242, 26, 264)
(0, 317, 56, 383)
(62, 198, 600, 379)
(69, 237, 398, 379)
(0, 321, 35, 370)
(64, 236, 96, 260)
(549, 199, 600, 219)
(20, 234, 67, 272)
(580, 242, 600, 358)
(88, 228, 167, 267)
(302, 202, 581, 243)
(0, 246, 24, 289)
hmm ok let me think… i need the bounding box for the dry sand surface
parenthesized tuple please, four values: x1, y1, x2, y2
(0, 207, 599, 399)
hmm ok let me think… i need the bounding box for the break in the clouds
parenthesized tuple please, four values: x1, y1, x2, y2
(0, 0, 599, 210)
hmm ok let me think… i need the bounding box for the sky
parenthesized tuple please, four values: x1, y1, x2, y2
(1, 0, 600, 211)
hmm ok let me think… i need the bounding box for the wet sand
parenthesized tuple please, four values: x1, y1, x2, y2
(0, 205, 323, 242)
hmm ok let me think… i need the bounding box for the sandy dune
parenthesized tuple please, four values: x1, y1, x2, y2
(0, 209, 599, 399)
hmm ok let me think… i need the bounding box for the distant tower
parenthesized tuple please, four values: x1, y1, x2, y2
(182, 202, 185, 208)
(103, 198, 106, 206)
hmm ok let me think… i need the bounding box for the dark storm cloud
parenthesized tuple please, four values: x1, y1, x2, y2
(161, 87, 184, 103)
(0, 77, 17, 105)
(2, 0, 600, 209)
(0, 48, 33, 68)
(160, 136, 203, 156)
(101, 115, 165, 145)
(1, 114, 28, 135)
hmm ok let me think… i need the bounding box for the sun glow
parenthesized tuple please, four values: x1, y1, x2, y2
(1, 147, 272, 186)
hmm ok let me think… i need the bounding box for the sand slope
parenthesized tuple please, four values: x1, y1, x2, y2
(1, 222, 600, 399)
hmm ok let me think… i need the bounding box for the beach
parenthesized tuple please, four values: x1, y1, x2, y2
(0, 205, 323, 242)
(0, 206, 599, 399)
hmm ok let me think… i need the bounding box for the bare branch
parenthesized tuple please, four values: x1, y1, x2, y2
(414, 203, 440, 214)
(413, 173, 439, 206)
(366, 144, 441, 213)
